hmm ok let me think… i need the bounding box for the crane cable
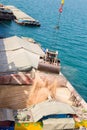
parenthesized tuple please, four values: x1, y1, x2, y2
(56, 0, 64, 29)
(59, 0, 64, 13)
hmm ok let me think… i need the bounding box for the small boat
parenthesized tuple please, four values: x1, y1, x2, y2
(0, 6, 15, 20)
(0, 7, 12, 14)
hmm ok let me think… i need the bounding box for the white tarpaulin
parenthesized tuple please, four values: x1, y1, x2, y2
(43, 118, 75, 130)
(0, 36, 45, 72)
(0, 36, 45, 56)
(0, 108, 14, 121)
(0, 49, 39, 72)
(31, 100, 76, 122)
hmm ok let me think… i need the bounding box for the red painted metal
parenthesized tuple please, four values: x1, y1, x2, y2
(0, 73, 33, 85)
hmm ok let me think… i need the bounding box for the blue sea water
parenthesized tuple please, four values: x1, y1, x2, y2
(0, 0, 87, 101)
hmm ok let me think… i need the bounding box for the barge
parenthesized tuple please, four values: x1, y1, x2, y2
(0, 36, 87, 130)
(6, 5, 40, 26)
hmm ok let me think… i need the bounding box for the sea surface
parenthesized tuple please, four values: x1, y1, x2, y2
(0, 0, 87, 101)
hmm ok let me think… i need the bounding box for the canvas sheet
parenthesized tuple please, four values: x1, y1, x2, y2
(43, 118, 75, 130)
(0, 108, 14, 121)
(31, 100, 75, 122)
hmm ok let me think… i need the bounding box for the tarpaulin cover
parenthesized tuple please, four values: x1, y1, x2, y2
(0, 36, 45, 72)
